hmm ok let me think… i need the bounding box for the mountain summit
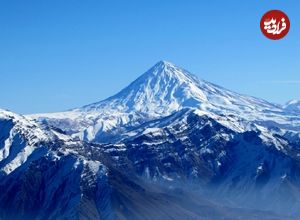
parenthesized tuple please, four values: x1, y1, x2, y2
(81, 60, 207, 114)
(30, 61, 300, 142)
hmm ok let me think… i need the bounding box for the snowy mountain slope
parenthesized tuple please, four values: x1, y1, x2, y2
(0, 109, 112, 219)
(98, 109, 300, 216)
(30, 61, 300, 142)
(0, 109, 50, 175)
(2, 109, 293, 220)
(284, 99, 300, 114)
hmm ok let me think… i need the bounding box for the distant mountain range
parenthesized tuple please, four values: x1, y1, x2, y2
(1, 61, 300, 219)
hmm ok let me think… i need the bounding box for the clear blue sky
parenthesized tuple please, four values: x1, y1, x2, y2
(1, 0, 300, 114)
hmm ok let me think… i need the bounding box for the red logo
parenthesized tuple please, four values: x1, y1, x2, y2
(260, 10, 290, 40)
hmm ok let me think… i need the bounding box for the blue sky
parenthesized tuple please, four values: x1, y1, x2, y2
(1, 0, 300, 114)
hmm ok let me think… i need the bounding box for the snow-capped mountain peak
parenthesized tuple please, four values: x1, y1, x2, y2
(142, 60, 199, 84)
(80, 60, 207, 114)
(29, 61, 300, 142)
